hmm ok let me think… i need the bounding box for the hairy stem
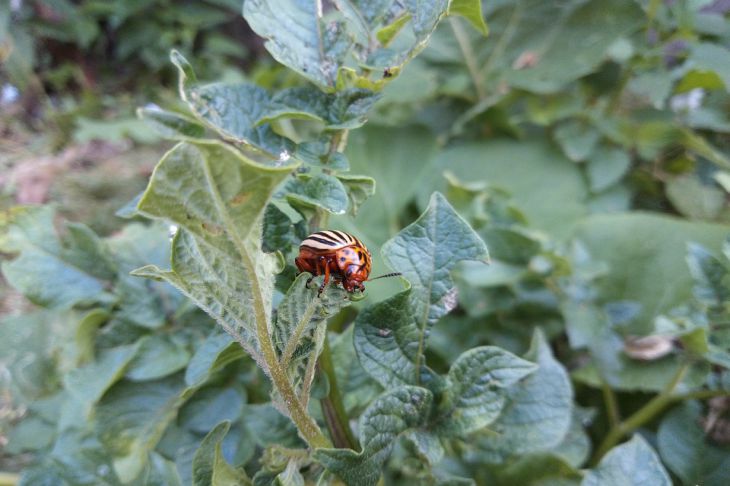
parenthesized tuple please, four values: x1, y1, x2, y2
(591, 364, 689, 464)
(318, 333, 359, 450)
(243, 248, 331, 449)
(280, 296, 321, 369)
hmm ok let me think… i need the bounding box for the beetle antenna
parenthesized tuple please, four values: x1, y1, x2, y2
(369, 272, 402, 281)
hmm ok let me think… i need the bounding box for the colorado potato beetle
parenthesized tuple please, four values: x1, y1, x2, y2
(294, 230, 401, 296)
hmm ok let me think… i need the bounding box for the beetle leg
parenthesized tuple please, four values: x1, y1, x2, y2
(318, 261, 330, 298)
(305, 276, 314, 288)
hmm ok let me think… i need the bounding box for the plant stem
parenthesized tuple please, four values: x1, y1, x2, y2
(243, 248, 332, 449)
(601, 378, 621, 428)
(449, 17, 486, 100)
(591, 364, 689, 464)
(280, 296, 321, 369)
(318, 333, 359, 450)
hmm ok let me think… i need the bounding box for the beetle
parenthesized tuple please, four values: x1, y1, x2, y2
(294, 230, 401, 296)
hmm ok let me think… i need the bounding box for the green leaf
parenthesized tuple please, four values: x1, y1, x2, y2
(244, 404, 306, 449)
(436, 346, 537, 436)
(314, 386, 433, 486)
(126, 335, 192, 381)
(243, 0, 351, 89)
(337, 174, 376, 216)
(185, 333, 245, 387)
(1, 206, 114, 309)
(685, 43, 730, 92)
(424, 139, 588, 240)
(258, 87, 379, 130)
(64, 344, 139, 407)
(449, 0, 488, 36)
(499, 0, 644, 93)
(666, 174, 725, 220)
(494, 453, 582, 486)
(170, 52, 290, 157)
(470, 330, 573, 463)
(554, 120, 600, 162)
(573, 213, 729, 331)
(273, 274, 350, 399)
(283, 173, 350, 217)
(96, 376, 192, 483)
(180, 386, 245, 434)
(355, 192, 488, 389)
(583, 435, 671, 486)
(687, 241, 730, 309)
(657, 402, 730, 486)
(137, 107, 207, 140)
(192, 421, 251, 486)
(335, 0, 452, 72)
(343, 125, 439, 247)
(586, 146, 631, 193)
(134, 140, 297, 362)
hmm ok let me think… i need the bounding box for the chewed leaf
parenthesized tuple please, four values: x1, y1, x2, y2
(355, 192, 489, 389)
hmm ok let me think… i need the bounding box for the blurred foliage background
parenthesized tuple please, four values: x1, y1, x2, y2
(1, 0, 730, 484)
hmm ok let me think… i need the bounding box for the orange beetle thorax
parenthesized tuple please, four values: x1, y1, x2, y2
(335, 246, 371, 291)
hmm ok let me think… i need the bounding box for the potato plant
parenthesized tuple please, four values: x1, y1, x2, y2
(2, 1, 730, 485)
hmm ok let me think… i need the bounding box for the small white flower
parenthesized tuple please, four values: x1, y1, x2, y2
(279, 150, 291, 162)
(168, 225, 179, 240)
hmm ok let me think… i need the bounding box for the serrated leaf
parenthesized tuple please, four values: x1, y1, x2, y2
(258, 87, 379, 130)
(244, 0, 351, 89)
(1, 206, 115, 309)
(582, 435, 671, 486)
(138, 107, 207, 140)
(436, 346, 537, 436)
(192, 421, 251, 486)
(469, 330, 573, 463)
(134, 140, 298, 363)
(315, 386, 433, 486)
(657, 402, 730, 486)
(355, 192, 489, 389)
(449, 0, 488, 36)
(283, 173, 350, 216)
(96, 376, 193, 483)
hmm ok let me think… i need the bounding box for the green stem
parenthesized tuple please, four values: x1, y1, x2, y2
(601, 378, 621, 428)
(201, 156, 330, 448)
(591, 364, 689, 464)
(449, 17, 486, 100)
(318, 333, 359, 450)
(280, 296, 320, 369)
(245, 249, 331, 449)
